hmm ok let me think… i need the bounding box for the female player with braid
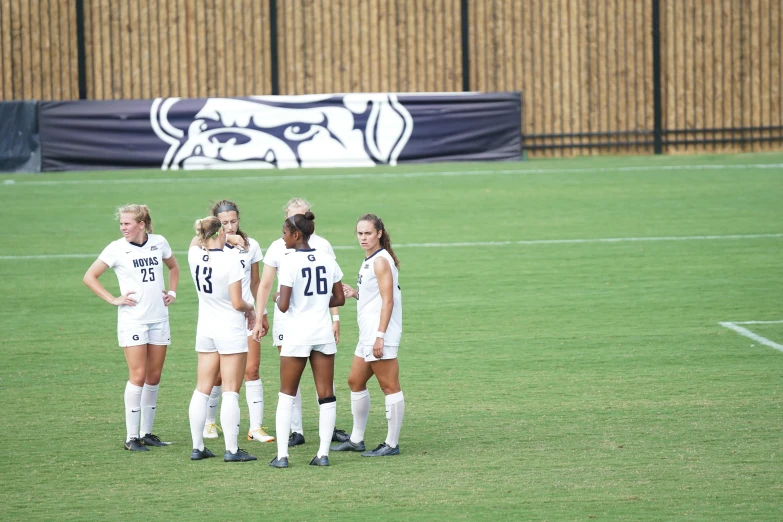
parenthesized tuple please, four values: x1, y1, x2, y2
(331, 214, 405, 457)
(187, 216, 257, 462)
(202, 199, 274, 444)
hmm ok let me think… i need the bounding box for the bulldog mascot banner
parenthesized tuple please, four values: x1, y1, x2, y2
(39, 92, 521, 171)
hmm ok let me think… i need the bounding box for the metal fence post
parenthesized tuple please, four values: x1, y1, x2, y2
(461, 0, 470, 92)
(652, 0, 663, 154)
(270, 0, 280, 95)
(75, 0, 87, 99)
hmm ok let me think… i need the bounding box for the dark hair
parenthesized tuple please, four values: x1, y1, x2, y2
(211, 199, 248, 249)
(285, 211, 316, 239)
(358, 213, 399, 268)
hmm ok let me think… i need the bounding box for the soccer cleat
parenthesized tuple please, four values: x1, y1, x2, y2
(247, 427, 275, 443)
(269, 456, 289, 468)
(124, 437, 149, 452)
(203, 423, 222, 439)
(331, 428, 350, 443)
(288, 432, 305, 447)
(224, 448, 257, 462)
(361, 443, 400, 457)
(309, 454, 330, 466)
(140, 433, 168, 447)
(330, 439, 365, 452)
(191, 447, 216, 460)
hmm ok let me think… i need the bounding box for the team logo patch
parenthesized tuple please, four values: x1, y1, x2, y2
(150, 246, 158, 251)
(150, 94, 413, 170)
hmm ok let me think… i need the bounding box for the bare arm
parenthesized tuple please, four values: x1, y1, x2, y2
(83, 258, 137, 307)
(374, 257, 394, 333)
(162, 255, 180, 305)
(250, 261, 261, 303)
(276, 285, 293, 313)
(255, 263, 276, 312)
(230, 280, 254, 312)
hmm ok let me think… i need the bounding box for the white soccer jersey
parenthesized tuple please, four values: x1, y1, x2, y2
(277, 248, 343, 346)
(98, 234, 172, 325)
(188, 246, 247, 341)
(226, 237, 263, 303)
(264, 233, 336, 324)
(356, 249, 402, 346)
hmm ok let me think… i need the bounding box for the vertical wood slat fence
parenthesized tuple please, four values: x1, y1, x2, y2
(1, 0, 780, 156)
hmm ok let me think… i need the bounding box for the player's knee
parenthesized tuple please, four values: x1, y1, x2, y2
(145, 373, 162, 386)
(379, 382, 401, 395)
(244, 368, 260, 381)
(347, 375, 366, 392)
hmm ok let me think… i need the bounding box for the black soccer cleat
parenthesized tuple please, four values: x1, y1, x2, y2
(124, 437, 149, 452)
(330, 439, 365, 452)
(331, 428, 350, 443)
(191, 447, 216, 460)
(224, 448, 257, 462)
(288, 432, 305, 447)
(269, 456, 289, 468)
(361, 443, 400, 457)
(140, 433, 168, 447)
(309, 454, 330, 466)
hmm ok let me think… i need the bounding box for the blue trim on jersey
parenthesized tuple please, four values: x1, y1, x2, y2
(296, 248, 316, 252)
(226, 244, 235, 250)
(364, 248, 385, 261)
(128, 235, 149, 248)
(208, 248, 224, 252)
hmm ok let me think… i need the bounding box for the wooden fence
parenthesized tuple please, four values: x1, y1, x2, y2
(1, 0, 781, 156)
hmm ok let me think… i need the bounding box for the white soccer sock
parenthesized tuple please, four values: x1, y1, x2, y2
(318, 400, 337, 458)
(276, 392, 295, 459)
(220, 392, 241, 453)
(188, 390, 209, 451)
(124, 382, 143, 442)
(384, 391, 405, 448)
(290, 386, 303, 435)
(205, 385, 221, 425)
(139, 383, 159, 437)
(245, 379, 264, 430)
(349, 389, 371, 444)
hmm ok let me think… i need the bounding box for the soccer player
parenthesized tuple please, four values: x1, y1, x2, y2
(331, 214, 405, 457)
(202, 200, 274, 445)
(252, 198, 349, 447)
(268, 212, 345, 468)
(83, 204, 180, 452)
(187, 216, 257, 462)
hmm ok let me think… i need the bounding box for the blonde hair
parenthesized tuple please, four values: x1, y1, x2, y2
(116, 204, 153, 233)
(282, 197, 311, 216)
(194, 216, 222, 248)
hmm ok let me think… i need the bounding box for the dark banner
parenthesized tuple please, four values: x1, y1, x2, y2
(0, 101, 40, 173)
(39, 93, 521, 172)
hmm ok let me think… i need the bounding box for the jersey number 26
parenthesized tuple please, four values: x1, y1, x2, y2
(302, 266, 328, 296)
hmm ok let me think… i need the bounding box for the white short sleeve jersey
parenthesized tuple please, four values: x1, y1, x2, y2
(356, 249, 402, 346)
(264, 233, 336, 323)
(188, 246, 247, 341)
(226, 237, 263, 303)
(98, 234, 173, 325)
(277, 248, 343, 345)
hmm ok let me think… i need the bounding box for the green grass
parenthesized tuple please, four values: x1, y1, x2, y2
(1, 152, 782, 520)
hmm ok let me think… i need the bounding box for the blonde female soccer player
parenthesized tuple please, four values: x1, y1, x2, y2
(202, 199, 274, 444)
(268, 212, 345, 468)
(187, 217, 257, 462)
(252, 198, 348, 447)
(83, 204, 180, 451)
(331, 214, 404, 457)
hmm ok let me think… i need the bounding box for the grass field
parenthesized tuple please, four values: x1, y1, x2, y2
(1, 152, 782, 520)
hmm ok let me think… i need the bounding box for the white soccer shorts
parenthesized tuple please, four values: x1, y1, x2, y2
(117, 321, 171, 347)
(280, 342, 337, 358)
(195, 334, 248, 355)
(355, 342, 398, 362)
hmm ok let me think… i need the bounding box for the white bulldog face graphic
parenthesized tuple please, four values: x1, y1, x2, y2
(150, 94, 413, 170)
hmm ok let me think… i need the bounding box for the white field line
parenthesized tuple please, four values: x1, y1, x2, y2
(732, 320, 783, 325)
(1, 233, 781, 260)
(2, 162, 782, 187)
(719, 322, 783, 352)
